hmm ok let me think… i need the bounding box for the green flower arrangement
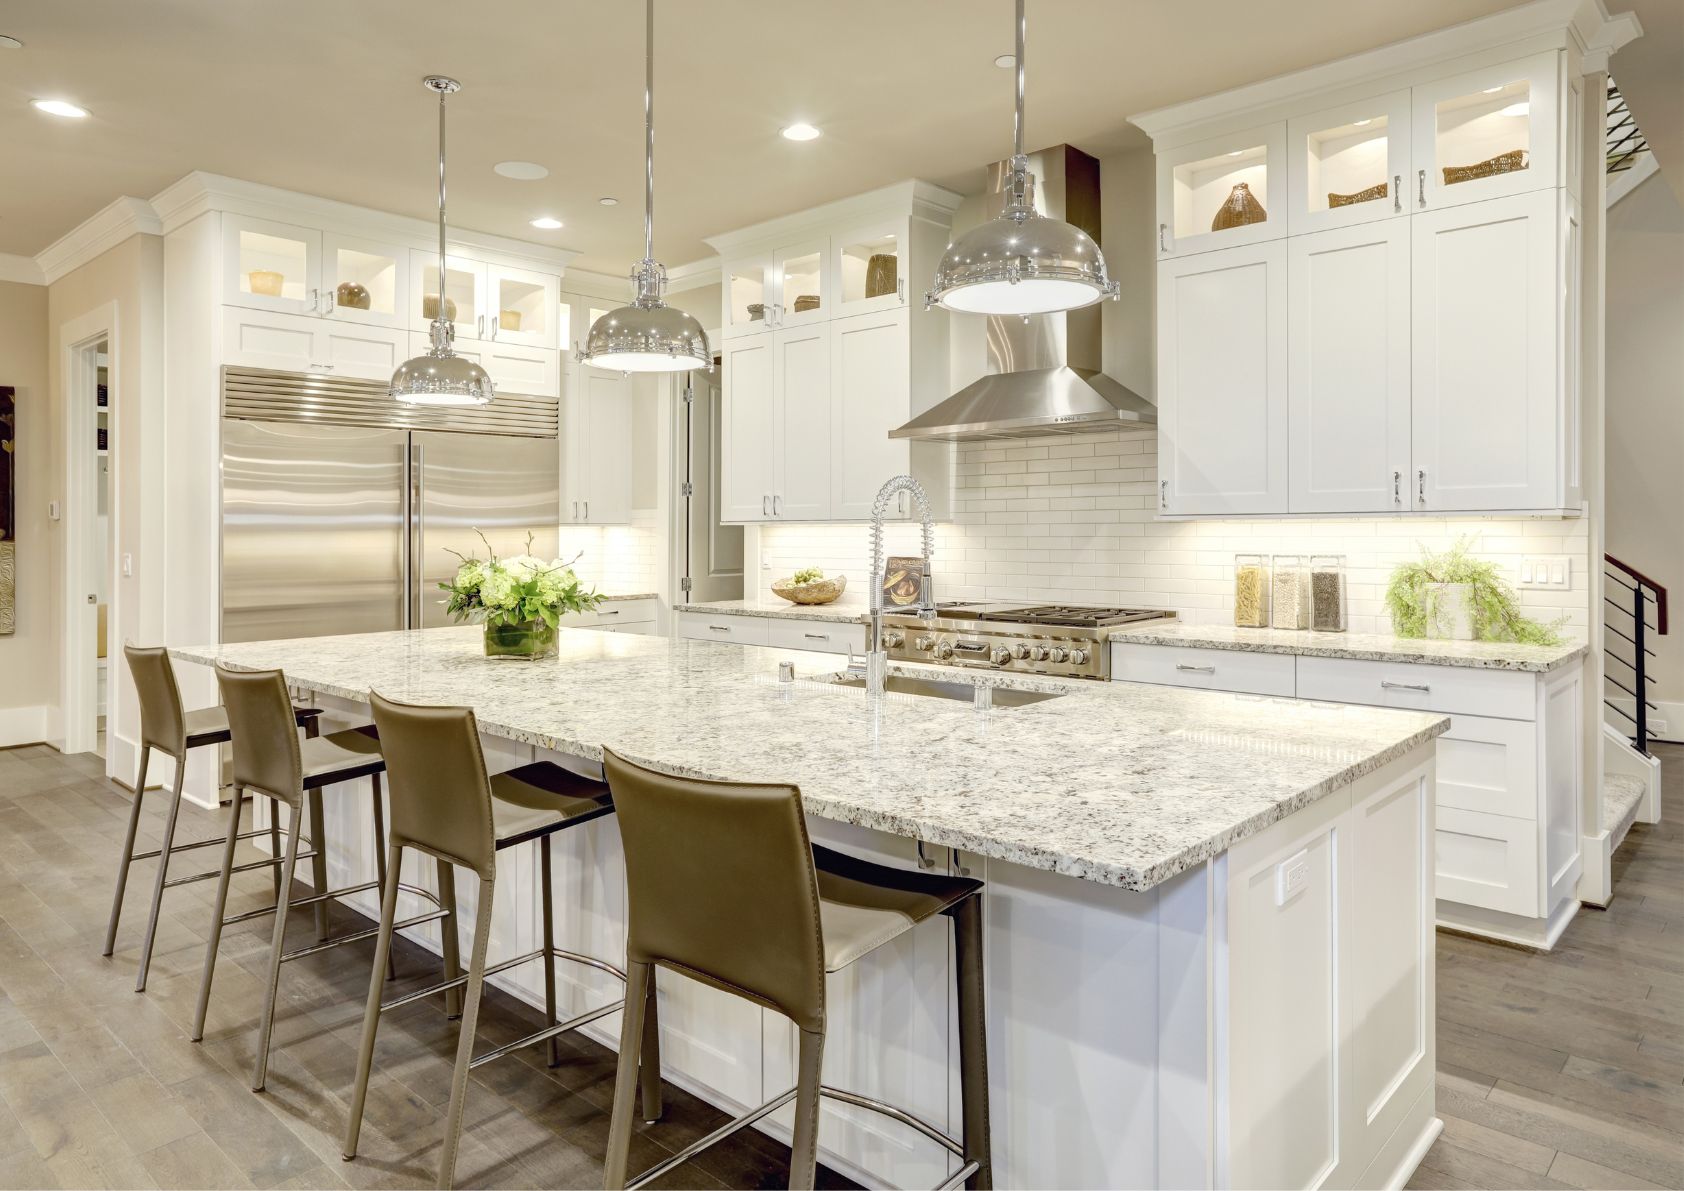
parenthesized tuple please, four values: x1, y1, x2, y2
(1384, 537, 1566, 645)
(440, 531, 603, 657)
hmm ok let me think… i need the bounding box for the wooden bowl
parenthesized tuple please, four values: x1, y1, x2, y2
(771, 575, 847, 605)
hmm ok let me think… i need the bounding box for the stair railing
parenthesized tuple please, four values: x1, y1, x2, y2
(1604, 553, 1668, 755)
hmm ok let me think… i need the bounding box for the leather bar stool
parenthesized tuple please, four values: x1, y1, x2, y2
(196, 664, 452, 1091)
(601, 749, 992, 1191)
(104, 644, 322, 992)
(342, 690, 632, 1191)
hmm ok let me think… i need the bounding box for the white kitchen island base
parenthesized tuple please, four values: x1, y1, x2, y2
(263, 699, 1437, 1190)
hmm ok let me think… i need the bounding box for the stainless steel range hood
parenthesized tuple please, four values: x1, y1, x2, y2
(892, 145, 1154, 442)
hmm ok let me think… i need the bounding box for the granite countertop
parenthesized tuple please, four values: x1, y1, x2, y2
(1110, 622, 1588, 673)
(173, 626, 1445, 892)
(676, 597, 870, 624)
(598, 592, 658, 603)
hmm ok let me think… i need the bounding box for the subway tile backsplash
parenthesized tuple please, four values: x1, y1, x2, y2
(759, 431, 1589, 639)
(562, 508, 660, 597)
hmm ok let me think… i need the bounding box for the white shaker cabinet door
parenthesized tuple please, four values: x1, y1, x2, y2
(721, 335, 775, 522)
(830, 308, 911, 520)
(1410, 189, 1559, 511)
(771, 323, 832, 521)
(577, 367, 634, 525)
(1288, 219, 1412, 513)
(1156, 240, 1289, 515)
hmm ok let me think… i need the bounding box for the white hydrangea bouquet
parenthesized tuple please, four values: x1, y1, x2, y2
(440, 531, 603, 659)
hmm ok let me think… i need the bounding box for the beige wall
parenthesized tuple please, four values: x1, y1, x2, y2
(0, 281, 52, 737)
(667, 282, 722, 335)
(1606, 170, 1684, 709)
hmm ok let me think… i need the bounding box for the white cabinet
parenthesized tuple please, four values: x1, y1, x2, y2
(772, 324, 833, 521)
(720, 336, 776, 522)
(564, 598, 656, 634)
(1410, 189, 1561, 511)
(406, 331, 559, 398)
(1154, 125, 1288, 258)
(1287, 90, 1412, 235)
(676, 614, 771, 646)
(1288, 219, 1412, 513)
(831, 308, 912, 519)
(773, 237, 830, 330)
(721, 252, 776, 340)
(561, 365, 634, 525)
(762, 617, 867, 655)
(1410, 52, 1561, 212)
(832, 216, 909, 317)
(225, 308, 408, 382)
(486, 263, 560, 349)
(320, 231, 410, 329)
(1156, 240, 1288, 515)
(410, 249, 489, 340)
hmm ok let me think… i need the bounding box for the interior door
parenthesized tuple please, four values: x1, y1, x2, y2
(221, 420, 406, 642)
(676, 368, 744, 604)
(413, 430, 561, 628)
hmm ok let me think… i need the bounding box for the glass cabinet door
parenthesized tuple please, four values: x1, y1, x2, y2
(487, 264, 560, 349)
(773, 237, 828, 329)
(1411, 53, 1559, 211)
(1155, 124, 1287, 258)
(722, 255, 773, 339)
(320, 233, 407, 328)
(833, 219, 907, 316)
(411, 250, 486, 340)
(224, 215, 321, 315)
(1287, 91, 1411, 235)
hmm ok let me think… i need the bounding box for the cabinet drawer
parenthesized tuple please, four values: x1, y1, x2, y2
(1435, 807, 1539, 917)
(1437, 713, 1538, 820)
(1110, 644, 1295, 697)
(764, 618, 867, 655)
(591, 599, 655, 629)
(677, 616, 769, 647)
(1296, 655, 1534, 720)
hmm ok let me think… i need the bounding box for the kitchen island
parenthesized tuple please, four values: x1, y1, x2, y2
(174, 626, 1447, 1189)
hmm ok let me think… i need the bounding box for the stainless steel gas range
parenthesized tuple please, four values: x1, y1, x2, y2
(878, 602, 1176, 681)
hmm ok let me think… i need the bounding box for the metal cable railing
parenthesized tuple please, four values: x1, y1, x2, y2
(1604, 553, 1668, 754)
(1607, 80, 1651, 175)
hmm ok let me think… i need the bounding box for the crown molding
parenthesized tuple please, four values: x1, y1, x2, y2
(666, 256, 721, 292)
(0, 254, 45, 286)
(34, 196, 161, 285)
(558, 267, 635, 301)
(704, 179, 963, 258)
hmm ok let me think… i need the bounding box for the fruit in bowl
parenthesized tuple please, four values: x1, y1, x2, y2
(771, 570, 847, 605)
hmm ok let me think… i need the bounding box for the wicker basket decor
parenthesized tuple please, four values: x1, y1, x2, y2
(1442, 149, 1528, 186)
(746, 302, 765, 322)
(1328, 181, 1389, 208)
(865, 253, 898, 299)
(771, 575, 847, 605)
(1211, 182, 1266, 231)
(793, 294, 820, 313)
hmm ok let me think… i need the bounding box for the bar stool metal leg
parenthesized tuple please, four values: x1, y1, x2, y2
(269, 811, 282, 901)
(438, 860, 462, 1020)
(343, 840, 405, 1163)
(253, 801, 304, 1092)
(134, 753, 188, 993)
(948, 894, 992, 1190)
(789, 1029, 826, 1191)
(603, 959, 653, 1190)
(308, 787, 331, 942)
(639, 966, 662, 1124)
(438, 876, 496, 1191)
(103, 746, 151, 957)
(539, 835, 560, 1067)
(190, 787, 246, 1042)
(370, 776, 397, 982)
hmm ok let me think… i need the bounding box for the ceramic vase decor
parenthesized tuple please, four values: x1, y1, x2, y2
(336, 281, 371, 310)
(422, 292, 459, 321)
(482, 619, 558, 659)
(1211, 182, 1266, 231)
(248, 270, 285, 297)
(865, 253, 898, 299)
(1426, 582, 1475, 640)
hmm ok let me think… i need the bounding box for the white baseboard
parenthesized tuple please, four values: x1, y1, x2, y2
(1604, 696, 1684, 744)
(1580, 828, 1613, 907)
(0, 705, 51, 748)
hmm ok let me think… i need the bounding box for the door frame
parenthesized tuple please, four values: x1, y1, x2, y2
(60, 303, 119, 758)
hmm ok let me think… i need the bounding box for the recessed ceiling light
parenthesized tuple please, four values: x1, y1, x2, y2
(0, 35, 23, 50)
(529, 216, 563, 230)
(494, 160, 549, 181)
(32, 98, 88, 118)
(1482, 85, 1504, 94)
(598, 196, 619, 206)
(780, 122, 821, 142)
(994, 53, 1015, 68)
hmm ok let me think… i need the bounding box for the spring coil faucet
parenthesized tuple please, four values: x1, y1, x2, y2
(866, 476, 937, 696)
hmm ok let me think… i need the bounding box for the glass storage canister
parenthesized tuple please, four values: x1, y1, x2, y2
(1270, 555, 1311, 630)
(1309, 555, 1348, 632)
(1234, 554, 1270, 628)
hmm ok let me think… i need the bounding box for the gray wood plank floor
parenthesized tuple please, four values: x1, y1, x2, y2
(0, 739, 1676, 1189)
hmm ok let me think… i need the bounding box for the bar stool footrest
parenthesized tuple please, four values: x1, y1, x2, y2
(130, 826, 275, 864)
(379, 945, 626, 1015)
(280, 907, 449, 964)
(466, 999, 623, 1070)
(164, 849, 320, 889)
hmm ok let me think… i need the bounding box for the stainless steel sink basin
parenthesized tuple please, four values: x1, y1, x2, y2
(829, 674, 1066, 708)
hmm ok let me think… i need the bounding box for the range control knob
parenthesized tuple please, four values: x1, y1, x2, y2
(1011, 643, 1031, 660)
(931, 641, 955, 660)
(1028, 644, 1050, 662)
(1049, 647, 1070, 663)
(1068, 647, 1089, 666)
(989, 646, 1012, 666)
(882, 630, 904, 648)
(914, 635, 934, 651)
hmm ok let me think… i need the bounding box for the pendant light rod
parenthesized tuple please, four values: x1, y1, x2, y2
(1013, 0, 1025, 160)
(424, 76, 461, 313)
(643, 0, 655, 265)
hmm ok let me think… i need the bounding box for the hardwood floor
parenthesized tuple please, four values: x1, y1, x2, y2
(0, 739, 1677, 1190)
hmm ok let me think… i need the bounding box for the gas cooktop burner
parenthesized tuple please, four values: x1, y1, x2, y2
(934, 602, 1171, 629)
(886, 602, 1177, 679)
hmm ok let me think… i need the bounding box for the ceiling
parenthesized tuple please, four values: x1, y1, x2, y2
(0, 0, 1596, 274)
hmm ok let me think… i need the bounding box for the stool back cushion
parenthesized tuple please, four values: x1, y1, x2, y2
(126, 644, 186, 755)
(369, 691, 496, 879)
(215, 665, 303, 804)
(603, 748, 826, 1032)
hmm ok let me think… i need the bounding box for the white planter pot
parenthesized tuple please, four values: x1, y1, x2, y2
(1427, 582, 1475, 640)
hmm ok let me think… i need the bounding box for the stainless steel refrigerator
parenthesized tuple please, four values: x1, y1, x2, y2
(220, 367, 560, 642)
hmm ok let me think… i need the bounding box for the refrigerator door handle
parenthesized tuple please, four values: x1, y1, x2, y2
(413, 443, 426, 627)
(401, 442, 413, 630)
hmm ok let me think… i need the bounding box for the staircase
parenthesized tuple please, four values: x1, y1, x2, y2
(1606, 77, 1659, 205)
(1601, 553, 1666, 864)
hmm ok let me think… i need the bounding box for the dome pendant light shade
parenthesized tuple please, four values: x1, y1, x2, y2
(926, 0, 1118, 316)
(391, 76, 494, 406)
(580, 0, 711, 374)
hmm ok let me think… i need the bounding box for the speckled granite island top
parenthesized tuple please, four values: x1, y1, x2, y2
(676, 597, 870, 624)
(173, 627, 1446, 892)
(1111, 622, 1588, 673)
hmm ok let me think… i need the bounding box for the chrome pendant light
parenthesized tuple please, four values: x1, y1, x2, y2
(390, 76, 495, 406)
(926, 0, 1118, 316)
(579, 0, 710, 373)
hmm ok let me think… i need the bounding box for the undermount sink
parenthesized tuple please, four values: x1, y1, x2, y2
(829, 673, 1067, 708)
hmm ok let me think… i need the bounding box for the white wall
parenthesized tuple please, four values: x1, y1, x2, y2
(0, 280, 52, 744)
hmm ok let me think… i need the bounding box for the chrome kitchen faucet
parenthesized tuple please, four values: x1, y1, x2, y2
(866, 475, 937, 696)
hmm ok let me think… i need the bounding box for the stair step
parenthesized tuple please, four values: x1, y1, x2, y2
(1603, 772, 1646, 851)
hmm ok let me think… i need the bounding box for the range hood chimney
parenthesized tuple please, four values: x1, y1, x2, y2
(892, 145, 1154, 442)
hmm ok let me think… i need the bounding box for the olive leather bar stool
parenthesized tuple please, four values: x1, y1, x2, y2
(601, 749, 992, 1191)
(198, 664, 453, 1091)
(342, 691, 633, 1191)
(104, 644, 323, 993)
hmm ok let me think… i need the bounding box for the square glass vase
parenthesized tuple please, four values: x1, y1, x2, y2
(483, 619, 558, 660)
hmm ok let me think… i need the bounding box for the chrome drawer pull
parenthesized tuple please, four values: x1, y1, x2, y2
(1380, 680, 1430, 693)
(1175, 664, 1216, 674)
(598, 609, 620, 617)
(707, 625, 729, 633)
(803, 632, 829, 640)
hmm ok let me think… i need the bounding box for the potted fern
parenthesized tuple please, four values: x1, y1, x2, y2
(1385, 538, 1566, 645)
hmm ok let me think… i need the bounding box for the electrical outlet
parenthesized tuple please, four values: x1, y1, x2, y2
(1517, 556, 1571, 589)
(1275, 849, 1310, 906)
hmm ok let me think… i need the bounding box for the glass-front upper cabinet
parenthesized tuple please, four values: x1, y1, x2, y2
(487, 264, 560, 349)
(410, 250, 486, 340)
(223, 215, 321, 316)
(1155, 124, 1287, 258)
(773, 237, 828, 329)
(721, 254, 773, 339)
(320, 233, 408, 329)
(1287, 91, 1411, 235)
(832, 218, 907, 316)
(1411, 52, 1559, 211)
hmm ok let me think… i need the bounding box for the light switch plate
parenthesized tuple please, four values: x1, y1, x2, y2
(1276, 848, 1310, 906)
(1517, 556, 1571, 589)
